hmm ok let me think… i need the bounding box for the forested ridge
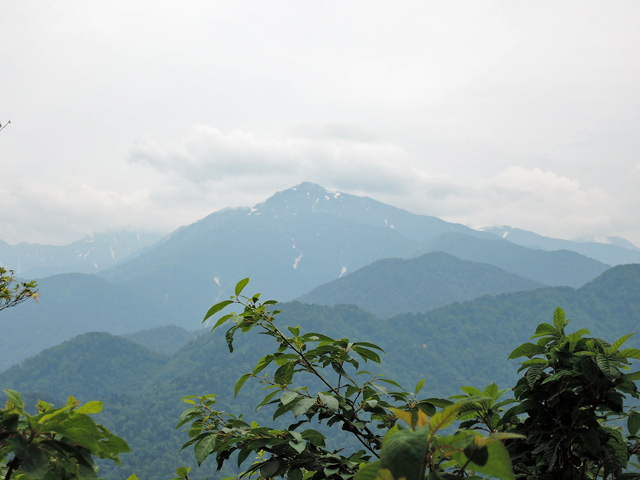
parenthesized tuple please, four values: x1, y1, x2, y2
(2, 264, 639, 479)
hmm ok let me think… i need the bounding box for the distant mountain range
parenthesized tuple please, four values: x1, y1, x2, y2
(0, 230, 163, 277)
(483, 225, 640, 265)
(416, 232, 609, 287)
(2, 182, 638, 371)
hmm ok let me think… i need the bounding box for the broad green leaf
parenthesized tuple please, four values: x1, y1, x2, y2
(628, 412, 640, 436)
(596, 354, 620, 379)
(3, 389, 25, 414)
(288, 469, 303, 480)
(260, 459, 280, 478)
(19, 444, 50, 478)
(508, 343, 546, 360)
(281, 391, 299, 405)
(292, 398, 316, 416)
(318, 393, 339, 413)
(126, 475, 140, 480)
(380, 428, 430, 480)
(413, 379, 425, 395)
(453, 436, 516, 480)
(289, 439, 305, 454)
(483, 383, 499, 399)
(77, 401, 103, 414)
(194, 435, 216, 466)
(461, 386, 483, 397)
(353, 461, 382, 480)
(235, 277, 250, 296)
(234, 373, 252, 398)
(530, 322, 557, 339)
(301, 429, 326, 446)
(59, 427, 101, 450)
(203, 300, 234, 323)
(525, 363, 545, 387)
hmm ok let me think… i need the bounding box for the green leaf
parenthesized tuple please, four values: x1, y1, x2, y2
(530, 322, 557, 338)
(225, 324, 240, 353)
(281, 391, 299, 405)
(508, 342, 546, 360)
(3, 389, 25, 414)
(484, 383, 499, 399)
(354, 461, 382, 480)
(429, 397, 489, 433)
(628, 412, 640, 436)
(619, 348, 640, 360)
(234, 373, 252, 398)
(622, 371, 640, 382)
(288, 468, 303, 480)
(553, 307, 567, 331)
(235, 277, 250, 296)
(596, 354, 620, 379)
(318, 393, 339, 413)
(20, 444, 49, 478)
(260, 459, 280, 478)
(414, 379, 425, 394)
(203, 299, 234, 323)
(77, 401, 103, 414)
(608, 333, 635, 354)
(380, 428, 430, 480)
(194, 434, 216, 466)
(292, 398, 316, 416)
(453, 437, 516, 480)
(460, 386, 483, 397)
(525, 363, 546, 387)
(288, 439, 305, 454)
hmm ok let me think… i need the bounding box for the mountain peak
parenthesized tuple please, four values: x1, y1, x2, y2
(251, 182, 344, 215)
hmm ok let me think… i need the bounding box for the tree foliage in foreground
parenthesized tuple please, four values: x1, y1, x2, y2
(0, 268, 38, 313)
(0, 391, 130, 480)
(177, 279, 640, 480)
(0, 268, 133, 480)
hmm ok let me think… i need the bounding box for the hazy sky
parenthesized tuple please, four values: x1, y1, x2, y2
(2, 1, 640, 246)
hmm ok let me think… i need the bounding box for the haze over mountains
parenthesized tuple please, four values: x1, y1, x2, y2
(2, 182, 639, 372)
(0, 230, 162, 278)
(2, 182, 640, 479)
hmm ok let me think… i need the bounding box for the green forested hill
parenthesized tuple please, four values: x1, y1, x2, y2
(2, 264, 639, 479)
(0, 273, 177, 371)
(418, 232, 610, 287)
(297, 251, 544, 317)
(0, 332, 168, 400)
(122, 325, 206, 355)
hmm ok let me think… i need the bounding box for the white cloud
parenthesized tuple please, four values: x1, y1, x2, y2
(126, 126, 629, 245)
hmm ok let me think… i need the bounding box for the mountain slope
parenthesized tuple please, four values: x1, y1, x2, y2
(100, 183, 489, 323)
(297, 251, 544, 317)
(484, 225, 640, 265)
(0, 332, 167, 400)
(0, 273, 176, 371)
(417, 232, 610, 287)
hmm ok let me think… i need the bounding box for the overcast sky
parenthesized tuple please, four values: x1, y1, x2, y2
(2, 1, 639, 246)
